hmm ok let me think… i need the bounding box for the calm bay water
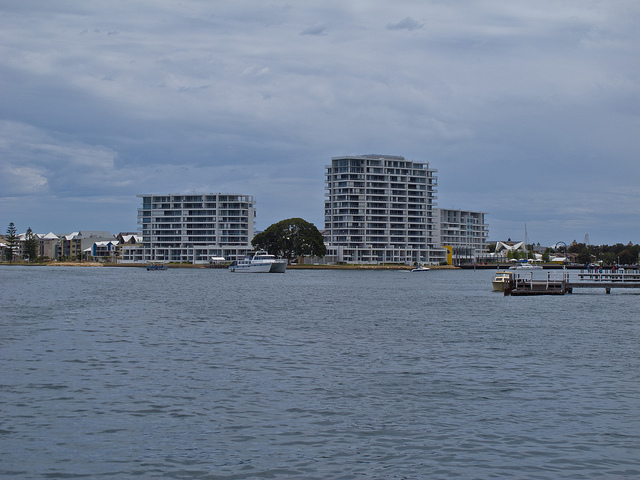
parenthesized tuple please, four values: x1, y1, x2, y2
(1, 265, 639, 479)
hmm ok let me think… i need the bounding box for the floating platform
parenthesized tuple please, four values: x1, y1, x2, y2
(503, 269, 640, 296)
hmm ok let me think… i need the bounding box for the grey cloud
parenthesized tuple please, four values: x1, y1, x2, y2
(300, 24, 328, 36)
(386, 17, 423, 31)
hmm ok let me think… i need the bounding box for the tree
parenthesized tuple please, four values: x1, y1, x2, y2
(4, 222, 19, 263)
(542, 248, 551, 263)
(618, 249, 634, 266)
(526, 244, 534, 260)
(252, 218, 326, 261)
(23, 227, 39, 262)
(601, 251, 616, 266)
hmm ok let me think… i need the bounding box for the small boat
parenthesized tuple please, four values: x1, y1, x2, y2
(229, 251, 287, 273)
(411, 265, 430, 272)
(492, 270, 514, 291)
(146, 262, 168, 271)
(509, 260, 543, 270)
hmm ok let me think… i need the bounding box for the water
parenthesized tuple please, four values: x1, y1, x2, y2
(1, 266, 639, 479)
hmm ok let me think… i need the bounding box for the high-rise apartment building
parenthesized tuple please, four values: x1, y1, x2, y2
(134, 193, 255, 263)
(325, 154, 445, 264)
(434, 208, 489, 265)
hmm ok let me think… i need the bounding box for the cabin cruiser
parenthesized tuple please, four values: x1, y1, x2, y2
(229, 251, 288, 273)
(492, 270, 514, 291)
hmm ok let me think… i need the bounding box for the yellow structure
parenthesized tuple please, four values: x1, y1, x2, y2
(444, 245, 453, 265)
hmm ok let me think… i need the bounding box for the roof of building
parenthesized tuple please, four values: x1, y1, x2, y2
(495, 241, 525, 252)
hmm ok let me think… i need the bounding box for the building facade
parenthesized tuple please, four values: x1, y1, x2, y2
(91, 241, 118, 260)
(325, 154, 446, 264)
(434, 208, 489, 265)
(130, 193, 255, 264)
(38, 232, 60, 260)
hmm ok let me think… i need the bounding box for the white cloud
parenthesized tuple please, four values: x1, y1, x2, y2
(0, 121, 121, 195)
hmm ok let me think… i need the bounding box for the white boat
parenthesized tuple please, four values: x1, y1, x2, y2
(509, 260, 543, 270)
(228, 251, 288, 273)
(411, 265, 430, 272)
(492, 270, 514, 291)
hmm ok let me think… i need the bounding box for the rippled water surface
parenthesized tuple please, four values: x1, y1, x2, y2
(1, 266, 639, 479)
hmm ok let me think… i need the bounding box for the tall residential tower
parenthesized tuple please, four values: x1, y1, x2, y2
(325, 154, 445, 264)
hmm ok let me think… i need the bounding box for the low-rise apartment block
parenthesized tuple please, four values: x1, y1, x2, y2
(122, 193, 255, 264)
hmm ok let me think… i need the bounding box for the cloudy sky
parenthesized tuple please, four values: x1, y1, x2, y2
(1, 0, 638, 246)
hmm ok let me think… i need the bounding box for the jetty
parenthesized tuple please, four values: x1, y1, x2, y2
(504, 268, 640, 296)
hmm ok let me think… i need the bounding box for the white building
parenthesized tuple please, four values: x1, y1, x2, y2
(434, 208, 489, 265)
(124, 193, 255, 264)
(90, 240, 119, 260)
(325, 154, 446, 264)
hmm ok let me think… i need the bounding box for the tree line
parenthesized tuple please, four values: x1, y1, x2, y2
(3, 218, 327, 264)
(3, 222, 39, 263)
(488, 241, 640, 265)
(566, 242, 639, 265)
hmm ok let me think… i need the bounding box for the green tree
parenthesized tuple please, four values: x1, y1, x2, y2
(526, 244, 534, 260)
(618, 249, 633, 265)
(252, 218, 326, 261)
(509, 249, 521, 260)
(577, 248, 591, 265)
(542, 248, 551, 263)
(4, 222, 19, 263)
(23, 227, 39, 262)
(568, 242, 585, 255)
(601, 251, 616, 265)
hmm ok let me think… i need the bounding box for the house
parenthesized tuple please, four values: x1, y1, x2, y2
(91, 241, 119, 260)
(38, 232, 60, 260)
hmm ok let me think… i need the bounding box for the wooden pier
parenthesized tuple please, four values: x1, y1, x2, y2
(503, 268, 640, 296)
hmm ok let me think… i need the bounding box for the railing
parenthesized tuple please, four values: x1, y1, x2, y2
(572, 269, 640, 283)
(506, 268, 640, 295)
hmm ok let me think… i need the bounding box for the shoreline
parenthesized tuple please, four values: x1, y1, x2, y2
(3, 261, 458, 270)
(3, 262, 631, 271)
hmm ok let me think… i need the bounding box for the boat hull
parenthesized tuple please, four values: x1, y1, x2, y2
(229, 251, 288, 273)
(492, 271, 513, 291)
(229, 263, 271, 273)
(492, 281, 507, 292)
(269, 261, 288, 273)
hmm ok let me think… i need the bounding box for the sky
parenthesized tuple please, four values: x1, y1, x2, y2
(1, 0, 639, 247)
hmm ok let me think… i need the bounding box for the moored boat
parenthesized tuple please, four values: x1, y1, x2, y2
(492, 270, 513, 291)
(509, 260, 543, 270)
(229, 251, 287, 273)
(146, 262, 168, 271)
